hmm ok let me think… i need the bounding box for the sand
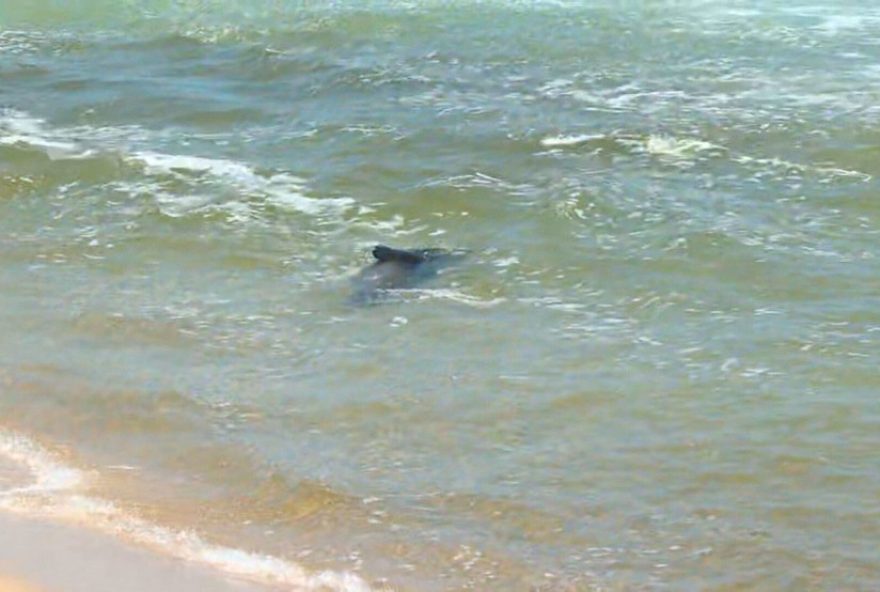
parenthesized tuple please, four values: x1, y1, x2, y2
(0, 512, 272, 592)
(0, 576, 43, 592)
(0, 435, 275, 592)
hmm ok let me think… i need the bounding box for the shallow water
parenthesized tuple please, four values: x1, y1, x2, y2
(2, 1, 880, 590)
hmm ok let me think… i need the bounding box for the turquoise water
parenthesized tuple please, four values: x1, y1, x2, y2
(2, 2, 879, 590)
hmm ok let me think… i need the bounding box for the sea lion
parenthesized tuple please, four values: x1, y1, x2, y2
(349, 245, 467, 305)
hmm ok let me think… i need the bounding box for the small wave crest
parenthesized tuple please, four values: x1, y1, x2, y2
(640, 135, 722, 160)
(0, 428, 373, 592)
(0, 108, 355, 222)
(0, 109, 95, 160)
(539, 129, 871, 182)
(128, 151, 355, 218)
(539, 130, 724, 167)
(733, 154, 872, 182)
(539, 133, 605, 148)
(0, 429, 83, 498)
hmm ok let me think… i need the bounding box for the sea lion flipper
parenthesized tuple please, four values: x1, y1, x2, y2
(372, 245, 424, 265)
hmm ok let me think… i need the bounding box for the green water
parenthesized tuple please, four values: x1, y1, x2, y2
(2, 1, 879, 590)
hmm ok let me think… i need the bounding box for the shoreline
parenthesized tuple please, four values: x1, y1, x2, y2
(0, 511, 272, 592)
(0, 427, 373, 592)
(0, 512, 277, 592)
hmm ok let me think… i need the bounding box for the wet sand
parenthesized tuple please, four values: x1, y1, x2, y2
(0, 512, 271, 592)
(0, 437, 268, 591)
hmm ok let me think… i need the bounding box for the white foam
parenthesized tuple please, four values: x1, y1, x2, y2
(641, 135, 722, 161)
(539, 133, 604, 148)
(0, 429, 84, 497)
(6, 494, 373, 592)
(541, 124, 869, 182)
(129, 151, 355, 216)
(493, 256, 519, 268)
(539, 130, 724, 165)
(1, 108, 354, 220)
(133, 151, 258, 180)
(0, 429, 373, 592)
(734, 154, 871, 182)
(0, 109, 94, 159)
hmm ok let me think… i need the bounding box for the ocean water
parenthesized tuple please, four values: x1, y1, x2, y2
(1, 1, 879, 590)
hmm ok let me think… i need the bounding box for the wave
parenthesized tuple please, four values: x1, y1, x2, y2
(0, 109, 95, 159)
(0, 108, 354, 221)
(539, 129, 872, 181)
(539, 130, 723, 164)
(539, 133, 605, 148)
(732, 154, 872, 182)
(128, 151, 355, 217)
(0, 108, 442, 239)
(0, 430, 83, 497)
(0, 428, 373, 592)
(640, 135, 721, 160)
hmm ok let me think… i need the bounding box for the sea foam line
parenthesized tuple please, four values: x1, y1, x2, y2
(538, 129, 872, 180)
(0, 109, 94, 159)
(0, 428, 373, 592)
(127, 151, 355, 216)
(539, 133, 605, 147)
(0, 429, 84, 497)
(0, 108, 355, 218)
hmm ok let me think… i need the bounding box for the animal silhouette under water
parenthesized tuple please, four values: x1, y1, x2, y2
(349, 245, 467, 305)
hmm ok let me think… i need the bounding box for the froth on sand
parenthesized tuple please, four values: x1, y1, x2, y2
(0, 430, 333, 592)
(0, 512, 272, 592)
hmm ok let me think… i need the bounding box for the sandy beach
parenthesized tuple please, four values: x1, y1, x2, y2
(0, 576, 42, 592)
(0, 512, 271, 592)
(0, 430, 372, 592)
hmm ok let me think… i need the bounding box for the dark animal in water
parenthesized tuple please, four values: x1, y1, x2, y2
(349, 245, 467, 305)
